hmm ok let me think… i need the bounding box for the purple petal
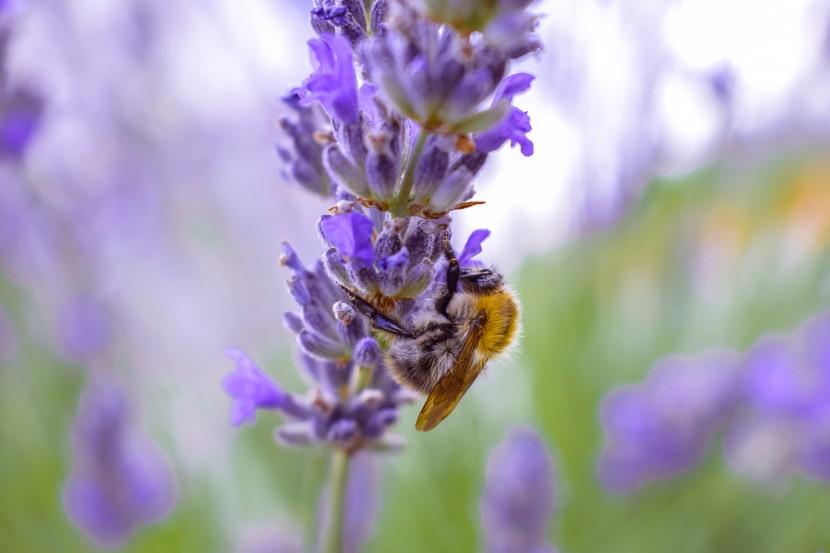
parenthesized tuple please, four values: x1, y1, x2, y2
(223, 348, 288, 426)
(458, 229, 491, 267)
(476, 107, 533, 156)
(319, 212, 375, 265)
(494, 72, 535, 104)
(293, 35, 359, 124)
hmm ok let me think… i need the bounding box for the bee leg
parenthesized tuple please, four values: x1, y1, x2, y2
(339, 285, 414, 338)
(434, 235, 460, 318)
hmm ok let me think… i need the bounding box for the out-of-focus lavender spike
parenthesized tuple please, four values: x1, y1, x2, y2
(62, 377, 177, 549)
(598, 349, 741, 493)
(57, 295, 112, 363)
(481, 425, 558, 553)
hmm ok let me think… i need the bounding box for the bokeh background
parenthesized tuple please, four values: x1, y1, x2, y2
(2, 0, 830, 552)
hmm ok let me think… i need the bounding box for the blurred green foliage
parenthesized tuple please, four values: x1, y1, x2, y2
(2, 150, 830, 553)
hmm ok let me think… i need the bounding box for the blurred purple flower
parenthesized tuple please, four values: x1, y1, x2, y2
(598, 350, 740, 493)
(63, 377, 177, 549)
(293, 34, 359, 125)
(223, 348, 291, 426)
(726, 317, 830, 483)
(57, 295, 111, 362)
(0, 88, 43, 160)
(481, 425, 557, 553)
(320, 211, 376, 266)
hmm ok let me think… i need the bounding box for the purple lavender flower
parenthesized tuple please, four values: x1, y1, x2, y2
(63, 376, 177, 548)
(320, 211, 376, 266)
(475, 72, 534, 156)
(223, 348, 293, 426)
(481, 425, 557, 553)
(310, 0, 367, 45)
(293, 34, 359, 126)
(598, 349, 740, 493)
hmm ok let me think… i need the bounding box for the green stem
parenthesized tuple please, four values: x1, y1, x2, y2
(391, 130, 429, 217)
(322, 450, 350, 553)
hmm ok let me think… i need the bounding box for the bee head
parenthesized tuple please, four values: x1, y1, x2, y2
(459, 266, 504, 293)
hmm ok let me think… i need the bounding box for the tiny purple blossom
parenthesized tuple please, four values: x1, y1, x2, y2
(223, 348, 288, 426)
(320, 211, 375, 265)
(458, 228, 490, 267)
(293, 34, 359, 125)
(476, 73, 535, 156)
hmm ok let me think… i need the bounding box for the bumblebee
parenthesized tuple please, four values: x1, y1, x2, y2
(341, 238, 520, 431)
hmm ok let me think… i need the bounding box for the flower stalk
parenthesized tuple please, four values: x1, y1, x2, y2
(390, 130, 429, 217)
(322, 449, 351, 553)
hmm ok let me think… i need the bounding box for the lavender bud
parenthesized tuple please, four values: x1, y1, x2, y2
(428, 166, 473, 214)
(413, 140, 450, 203)
(283, 312, 306, 335)
(374, 218, 405, 258)
(275, 422, 317, 446)
(334, 120, 368, 166)
(365, 151, 398, 202)
(286, 274, 311, 307)
(334, 301, 366, 346)
(333, 301, 356, 325)
(370, 0, 388, 34)
(346, 258, 380, 294)
(302, 300, 340, 341)
(323, 247, 352, 288)
(327, 417, 359, 444)
(323, 145, 372, 198)
(396, 258, 434, 298)
(377, 247, 410, 296)
(354, 336, 381, 366)
(299, 329, 348, 359)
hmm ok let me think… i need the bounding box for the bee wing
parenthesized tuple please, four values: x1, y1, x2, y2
(416, 323, 486, 432)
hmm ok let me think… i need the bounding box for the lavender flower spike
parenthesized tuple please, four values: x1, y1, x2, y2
(63, 377, 177, 549)
(293, 34, 359, 126)
(481, 425, 558, 553)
